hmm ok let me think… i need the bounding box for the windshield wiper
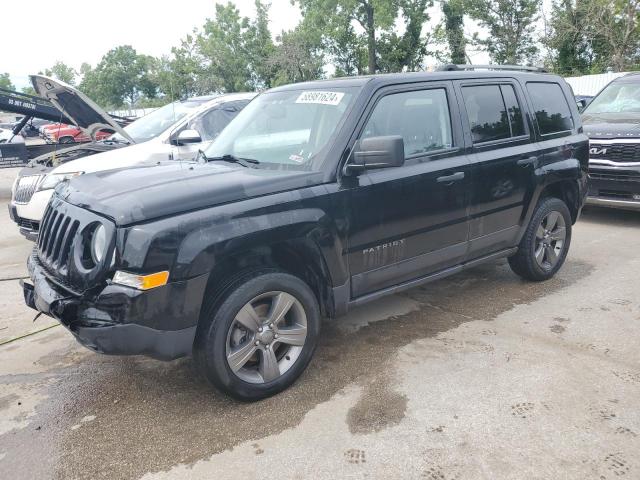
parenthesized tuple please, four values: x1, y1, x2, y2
(202, 152, 260, 168)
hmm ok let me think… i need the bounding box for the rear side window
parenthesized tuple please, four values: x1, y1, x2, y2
(526, 82, 574, 135)
(361, 88, 453, 157)
(462, 84, 526, 143)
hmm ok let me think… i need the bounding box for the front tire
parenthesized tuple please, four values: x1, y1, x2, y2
(194, 271, 320, 401)
(508, 197, 572, 281)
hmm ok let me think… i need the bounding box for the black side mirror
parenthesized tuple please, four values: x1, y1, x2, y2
(347, 135, 405, 174)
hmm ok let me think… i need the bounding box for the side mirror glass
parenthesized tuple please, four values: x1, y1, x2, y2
(348, 135, 405, 173)
(174, 129, 202, 146)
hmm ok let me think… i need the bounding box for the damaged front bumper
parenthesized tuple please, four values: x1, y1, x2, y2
(23, 253, 209, 360)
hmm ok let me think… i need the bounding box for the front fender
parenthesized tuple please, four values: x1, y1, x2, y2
(117, 186, 348, 287)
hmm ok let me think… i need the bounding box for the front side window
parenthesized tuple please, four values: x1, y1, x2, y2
(204, 87, 360, 171)
(188, 102, 247, 141)
(361, 88, 453, 157)
(462, 84, 525, 143)
(526, 82, 574, 135)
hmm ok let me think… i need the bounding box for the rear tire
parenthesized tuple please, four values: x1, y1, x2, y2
(194, 271, 320, 401)
(508, 197, 572, 281)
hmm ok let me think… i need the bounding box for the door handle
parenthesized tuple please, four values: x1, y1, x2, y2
(436, 171, 465, 183)
(517, 156, 537, 167)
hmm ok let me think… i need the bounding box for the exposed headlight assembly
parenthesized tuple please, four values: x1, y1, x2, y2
(38, 171, 83, 191)
(91, 224, 107, 264)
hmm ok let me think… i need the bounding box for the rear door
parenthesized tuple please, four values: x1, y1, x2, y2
(347, 82, 472, 298)
(454, 80, 538, 259)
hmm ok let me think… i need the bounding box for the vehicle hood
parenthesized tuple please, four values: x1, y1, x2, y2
(30, 75, 134, 143)
(50, 139, 168, 174)
(582, 113, 640, 139)
(58, 162, 325, 225)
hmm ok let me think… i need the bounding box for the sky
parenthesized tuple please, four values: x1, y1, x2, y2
(1, 0, 301, 90)
(1, 0, 553, 91)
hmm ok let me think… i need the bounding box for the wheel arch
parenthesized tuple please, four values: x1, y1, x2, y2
(538, 178, 581, 224)
(196, 238, 337, 328)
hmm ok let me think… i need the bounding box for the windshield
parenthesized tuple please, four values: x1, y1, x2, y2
(112, 99, 208, 143)
(204, 87, 360, 171)
(583, 82, 640, 115)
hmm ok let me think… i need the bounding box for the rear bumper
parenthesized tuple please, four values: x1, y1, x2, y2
(23, 253, 209, 360)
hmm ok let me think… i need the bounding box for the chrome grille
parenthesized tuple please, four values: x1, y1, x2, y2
(589, 172, 640, 182)
(37, 204, 79, 274)
(13, 175, 41, 204)
(590, 142, 640, 163)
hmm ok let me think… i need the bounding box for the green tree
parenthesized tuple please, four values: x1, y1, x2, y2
(441, 0, 467, 64)
(297, 0, 399, 74)
(0, 73, 14, 91)
(466, 0, 541, 64)
(44, 61, 77, 85)
(79, 46, 158, 107)
(269, 28, 325, 85)
(153, 32, 204, 99)
(545, 0, 640, 74)
(377, 0, 433, 72)
(246, 0, 277, 87)
(582, 0, 640, 72)
(197, 1, 276, 92)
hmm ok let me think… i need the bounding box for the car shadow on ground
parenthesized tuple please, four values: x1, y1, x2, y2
(580, 206, 640, 227)
(11, 258, 593, 480)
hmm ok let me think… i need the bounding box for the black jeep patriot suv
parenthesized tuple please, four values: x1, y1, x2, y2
(581, 73, 640, 210)
(23, 67, 588, 400)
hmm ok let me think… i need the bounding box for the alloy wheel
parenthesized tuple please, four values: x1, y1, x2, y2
(225, 291, 308, 384)
(534, 210, 566, 270)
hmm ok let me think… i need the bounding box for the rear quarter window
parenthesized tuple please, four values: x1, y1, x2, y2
(526, 82, 574, 135)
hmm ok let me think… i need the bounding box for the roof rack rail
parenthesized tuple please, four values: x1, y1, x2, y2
(437, 64, 548, 73)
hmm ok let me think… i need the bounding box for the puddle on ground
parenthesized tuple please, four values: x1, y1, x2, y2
(0, 259, 592, 480)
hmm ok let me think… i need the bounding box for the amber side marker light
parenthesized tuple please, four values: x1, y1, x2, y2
(112, 271, 169, 290)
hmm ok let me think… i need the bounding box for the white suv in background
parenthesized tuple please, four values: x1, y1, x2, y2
(9, 75, 255, 240)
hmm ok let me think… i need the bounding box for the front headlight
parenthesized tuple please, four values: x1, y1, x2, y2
(37, 172, 83, 191)
(91, 224, 107, 264)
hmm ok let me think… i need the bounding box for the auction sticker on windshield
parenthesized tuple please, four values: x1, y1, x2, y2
(296, 91, 344, 106)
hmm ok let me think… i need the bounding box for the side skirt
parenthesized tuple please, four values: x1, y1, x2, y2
(331, 247, 518, 315)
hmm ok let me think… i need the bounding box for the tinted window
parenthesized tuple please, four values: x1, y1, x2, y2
(463, 85, 511, 143)
(362, 89, 453, 157)
(501, 85, 525, 137)
(527, 82, 573, 135)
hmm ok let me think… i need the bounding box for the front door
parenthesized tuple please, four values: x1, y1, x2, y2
(346, 83, 472, 298)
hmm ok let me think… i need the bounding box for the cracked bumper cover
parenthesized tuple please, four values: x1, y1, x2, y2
(23, 254, 209, 360)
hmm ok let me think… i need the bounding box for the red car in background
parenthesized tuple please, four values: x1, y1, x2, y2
(42, 123, 111, 144)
